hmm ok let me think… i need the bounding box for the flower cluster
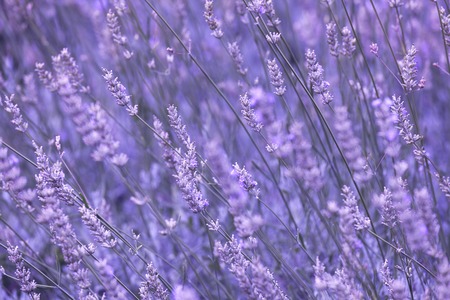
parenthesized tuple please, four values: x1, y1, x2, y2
(305, 49, 333, 105)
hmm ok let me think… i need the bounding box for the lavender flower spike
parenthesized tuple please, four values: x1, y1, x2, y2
(400, 45, 418, 92)
(267, 58, 286, 96)
(6, 242, 40, 300)
(0, 140, 35, 213)
(103, 68, 138, 116)
(203, 0, 223, 38)
(79, 206, 117, 248)
(305, 49, 333, 105)
(167, 105, 209, 213)
(139, 262, 169, 300)
(326, 23, 339, 57)
(1, 94, 28, 132)
(239, 93, 263, 132)
(340, 26, 356, 57)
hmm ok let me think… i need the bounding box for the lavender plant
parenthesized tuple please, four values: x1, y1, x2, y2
(1, 0, 450, 299)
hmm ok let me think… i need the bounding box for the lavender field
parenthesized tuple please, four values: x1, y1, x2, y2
(1, 0, 450, 299)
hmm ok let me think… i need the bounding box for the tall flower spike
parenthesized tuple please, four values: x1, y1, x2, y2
(203, 0, 223, 38)
(205, 141, 261, 243)
(390, 95, 426, 163)
(239, 93, 263, 132)
(34, 142, 93, 293)
(326, 23, 339, 57)
(380, 260, 394, 299)
(106, 9, 127, 45)
(106, 9, 133, 59)
(1, 94, 28, 132)
(440, 7, 450, 47)
(214, 236, 256, 299)
(6, 242, 40, 300)
(153, 116, 177, 170)
(0, 140, 35, 213)
(400, 45, 418, 92)
(79, 206, 117, 248)
(167, 105, 209, 213)
(139, 262, 169, 300)
(250, 258, 288, 300)
(267, 58, 286, 96)
(375, 187, 399, 228)
(305, 49, 333, 105)
(228, 42, 248, 75)
(436, 173, 450, 200)
(103, 69, 138, 116)
(340, 27, 356, 57)
(231, 162, 260, 198)
(341, 185, 370, 230)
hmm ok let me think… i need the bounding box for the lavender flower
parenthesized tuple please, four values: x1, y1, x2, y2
(265, 32, 281, 44)
(205, 141, 261, 241)
(139, 263, 169, 300)
(340, 27, 356, 57)
(380, 260, 394, 299)
(247, 0, 280, 25)
(390, 95, 426, 163)
(250, 258, 288, 300)
(203, 0, 223, 38)
(400, 45, 418, 92)
(437, 173, 450, 200)
(305, 49, 333, 105)
(34, 143, 94, 293)
(214, 237, 255, 298)
(153, 116, 177, 170)
(267, 58, 286, 96)
(103, 69, 138, 116)
(106, 9, 127, 45)
(239, 93, 263, 132)
(167, 105, 208, 213)
(370, 43, 379, 56)
(1, 94, 28, 132)
(35, 62, 58, 91)
(6, 242, 40, 300)
(79, 206, 117, 248)
(231, 162, 260, 198)
(374, 187, 399, 228)
(0, 140, 35, 213)
(167, 104, 190, 146)
(85, 102, 129, 165)
(326, 23, 339, 57)
(341, 185, 370, 231)
(440, 7, 450, 47)
(314, 257, 364, 299)
(228, 42, 248, 75)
